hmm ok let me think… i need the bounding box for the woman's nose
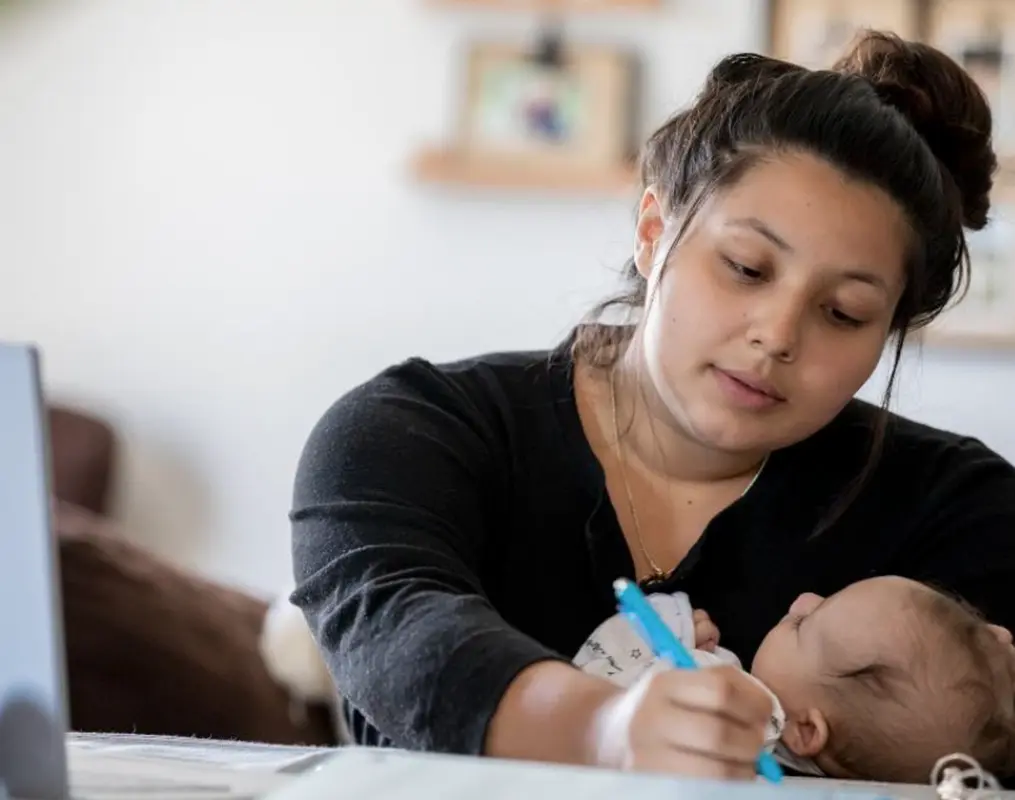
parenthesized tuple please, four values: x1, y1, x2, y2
(789, 592, 824, 617)
(748, 295, 805, 364)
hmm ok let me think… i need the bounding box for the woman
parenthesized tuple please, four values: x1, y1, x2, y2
(290, 31, 1015, 781)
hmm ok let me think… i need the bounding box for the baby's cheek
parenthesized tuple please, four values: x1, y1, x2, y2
(750, 629, 790, 683)
(750, 640, 813, 712)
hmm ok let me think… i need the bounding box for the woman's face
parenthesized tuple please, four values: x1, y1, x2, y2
(634, 150, 909, 455)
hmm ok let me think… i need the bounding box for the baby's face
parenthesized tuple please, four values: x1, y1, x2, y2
(750, 576, 924, 714)
(751, 576, 1015, 780)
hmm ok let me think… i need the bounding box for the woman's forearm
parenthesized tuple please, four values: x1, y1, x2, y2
(484, 661, 620, 767)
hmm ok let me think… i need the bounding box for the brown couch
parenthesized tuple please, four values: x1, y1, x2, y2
(49, 406, 337, 746)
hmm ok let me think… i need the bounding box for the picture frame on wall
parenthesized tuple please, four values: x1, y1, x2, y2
(455, 35, 639, 173)
(922, 0, 1015, 346)
(922, 203, 1015, 348)
(926, 0, 1015, 184)
(767, 0, 922, 68)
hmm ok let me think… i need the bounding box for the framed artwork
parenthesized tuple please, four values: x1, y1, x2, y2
(767, 0, 922, 68)
(456, 38, 638, 172)
(922, 203, 1015, 347)
(926, 0, 1015, 192)
(922, 0, 1015, 345)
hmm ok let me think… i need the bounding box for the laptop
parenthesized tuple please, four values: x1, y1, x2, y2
(0, 343, 69, 800)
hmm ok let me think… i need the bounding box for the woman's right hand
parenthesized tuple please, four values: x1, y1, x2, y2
(589, 664, 772, 780)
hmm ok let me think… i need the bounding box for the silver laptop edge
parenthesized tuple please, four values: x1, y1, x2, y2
(0, 343, 71, 800)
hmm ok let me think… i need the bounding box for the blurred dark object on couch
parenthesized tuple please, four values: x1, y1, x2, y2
(48, 405, 337, 746)
(49, 406, 116, 516)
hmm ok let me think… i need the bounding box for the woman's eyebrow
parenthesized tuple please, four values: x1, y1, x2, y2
(725, 216, 793, 252)
(839, 269, 890, 293)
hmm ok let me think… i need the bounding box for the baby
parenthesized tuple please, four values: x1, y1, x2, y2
(574, 576, 1015, 784)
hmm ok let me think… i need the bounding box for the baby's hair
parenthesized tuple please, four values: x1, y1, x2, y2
(825, 583, 1015, 784)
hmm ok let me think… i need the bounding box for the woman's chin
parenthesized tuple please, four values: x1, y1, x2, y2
(682, 411, 784, 455)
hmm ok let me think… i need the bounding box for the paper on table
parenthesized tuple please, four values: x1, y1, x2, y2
(62, 733, 338, 800)
(67, 733, 332, 773)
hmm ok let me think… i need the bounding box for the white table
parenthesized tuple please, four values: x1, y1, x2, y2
(58, 734, 1010, 800)
(262, 747, 988, 800)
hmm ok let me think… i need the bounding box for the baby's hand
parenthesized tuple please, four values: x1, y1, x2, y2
(693, 609, 720, 652)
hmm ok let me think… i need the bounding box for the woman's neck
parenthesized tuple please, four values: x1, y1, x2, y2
(588, 344, 768, 486)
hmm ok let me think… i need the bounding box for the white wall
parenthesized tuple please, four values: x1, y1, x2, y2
(1, 0, 1013, 596)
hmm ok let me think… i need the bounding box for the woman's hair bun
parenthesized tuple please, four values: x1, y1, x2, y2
(833, 30, 997, 230)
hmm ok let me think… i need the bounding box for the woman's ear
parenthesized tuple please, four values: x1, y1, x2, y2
(634, 187, 665, 279)
(780, 707, 829, 759)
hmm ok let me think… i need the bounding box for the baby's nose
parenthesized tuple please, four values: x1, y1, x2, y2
(988, 624, 1013, 646)
(789, 592, 824, 617)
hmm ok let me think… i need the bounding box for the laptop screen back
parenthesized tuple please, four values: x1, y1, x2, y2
(0, 344, 69, 799)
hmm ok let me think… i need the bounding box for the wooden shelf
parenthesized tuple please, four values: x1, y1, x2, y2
(410, 146, 639, 196)
(915, 329, 1015, 351)
(425, 0, 661, 11)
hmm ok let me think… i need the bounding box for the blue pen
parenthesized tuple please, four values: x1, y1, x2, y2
(612, 578, 784, 784)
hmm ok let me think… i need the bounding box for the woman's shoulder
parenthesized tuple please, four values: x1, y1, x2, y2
(299, 345, 575, 471)
(328, 345, 572, 424)
(801, 398, 1015, 510)
(821, 405, 1015, 633)
(831, 398, 1009, 467)
(292, 345, 580, 513)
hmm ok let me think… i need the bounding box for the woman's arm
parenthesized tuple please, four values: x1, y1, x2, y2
(290, 360, 567, 755)
(487, 658, 775, 779)
(291, 359, 774, 778)
(486, 661, 619, 764)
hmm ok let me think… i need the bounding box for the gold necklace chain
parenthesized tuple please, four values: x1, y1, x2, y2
(608, 369, 768, 586)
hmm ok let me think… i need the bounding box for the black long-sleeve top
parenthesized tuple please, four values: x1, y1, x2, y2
(290, 343, 1015, 756)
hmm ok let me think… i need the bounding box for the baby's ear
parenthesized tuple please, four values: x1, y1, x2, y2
(781, 707, 829, 758)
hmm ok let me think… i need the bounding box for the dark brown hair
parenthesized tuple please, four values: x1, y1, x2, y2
(572, 31, 996, 526)
(826, 585, 1015, 783)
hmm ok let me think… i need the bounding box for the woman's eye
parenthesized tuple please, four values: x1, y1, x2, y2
(723, 257, 763, 281)
(826, 307, 864, 327)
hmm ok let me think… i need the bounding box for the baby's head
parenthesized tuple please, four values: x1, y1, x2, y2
(751, 576, 1015, 784)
